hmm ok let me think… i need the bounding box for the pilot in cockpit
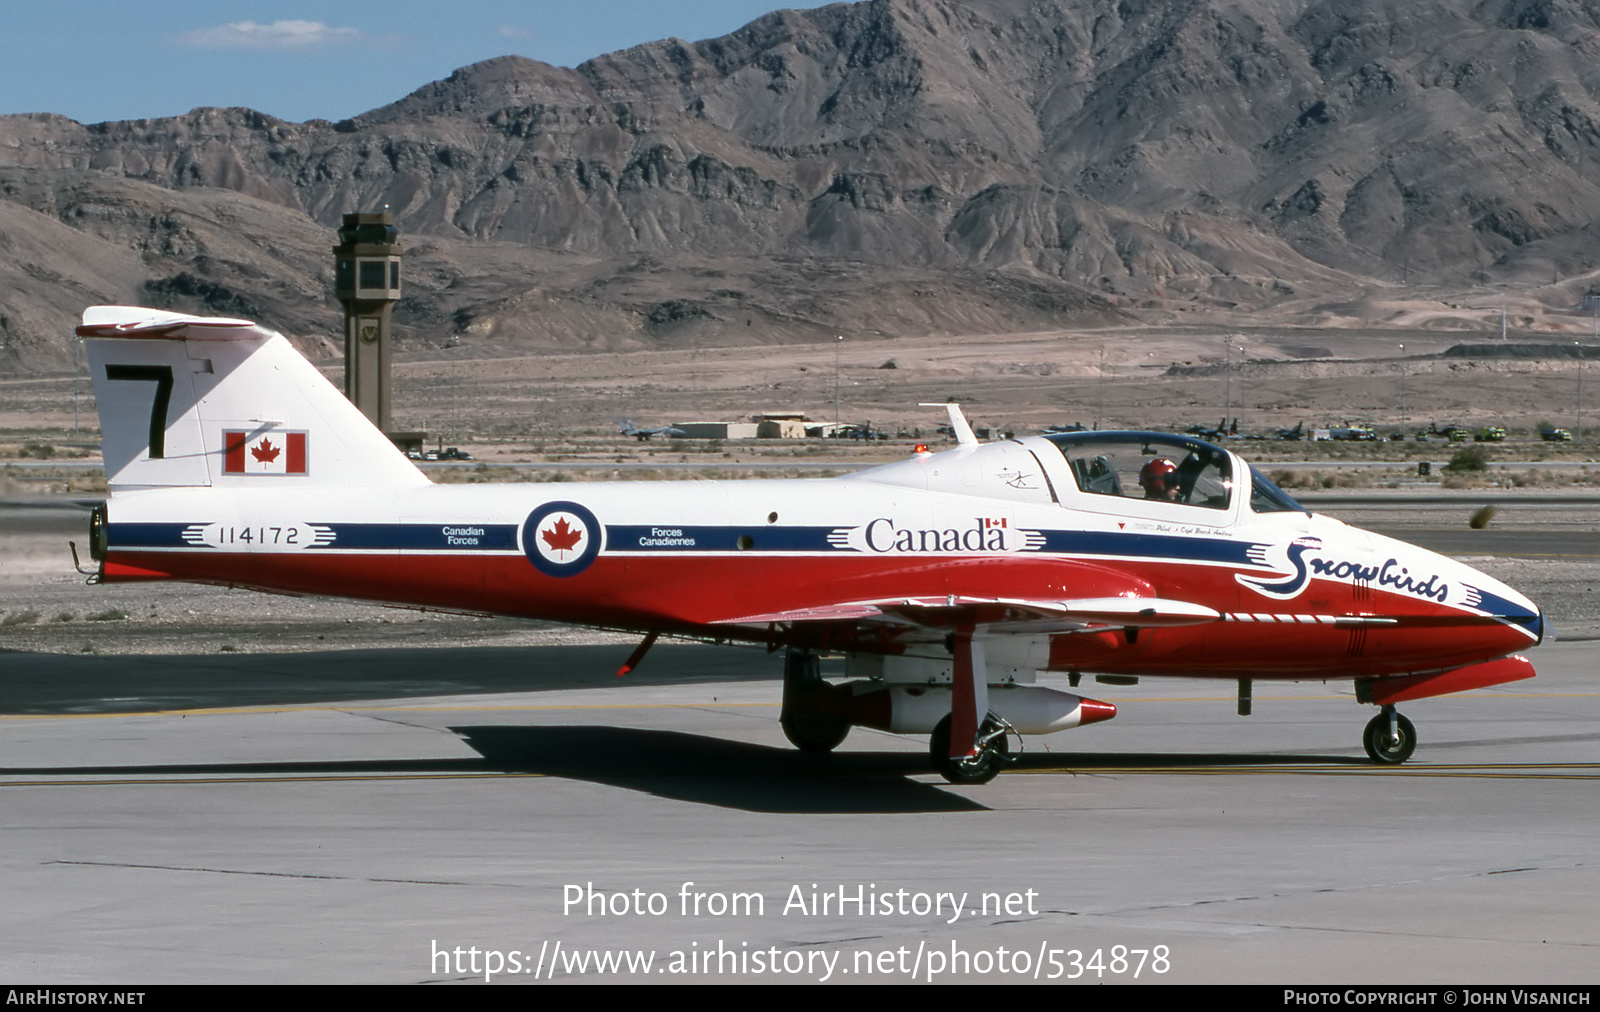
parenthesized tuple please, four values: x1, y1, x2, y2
(1139, 458, 1182, 501)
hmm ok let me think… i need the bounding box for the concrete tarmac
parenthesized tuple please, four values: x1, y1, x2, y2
(2, 496, 1595, 984)
(1, 639, 1596, 985)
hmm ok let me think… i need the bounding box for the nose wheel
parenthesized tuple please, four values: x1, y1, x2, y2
(1362, 707, 1416, 764)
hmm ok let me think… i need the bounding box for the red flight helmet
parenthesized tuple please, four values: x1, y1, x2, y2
(1139, 457, 1179, 496)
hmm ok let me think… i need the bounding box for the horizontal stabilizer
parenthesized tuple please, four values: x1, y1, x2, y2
(78, 306, 268, 341)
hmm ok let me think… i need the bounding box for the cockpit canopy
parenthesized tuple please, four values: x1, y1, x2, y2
(1043, 432, 1233, 509)
(855, 429, 1305, 515)
(1042, 431, 1305, 514)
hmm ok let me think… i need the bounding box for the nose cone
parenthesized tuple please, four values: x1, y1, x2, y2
(1441, 552, 1545, 648)
(1364, 530, 1546, 652)
(1471, 576, 1545, 645)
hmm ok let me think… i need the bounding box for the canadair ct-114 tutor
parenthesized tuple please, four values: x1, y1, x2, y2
(75, 307, 1544, 783)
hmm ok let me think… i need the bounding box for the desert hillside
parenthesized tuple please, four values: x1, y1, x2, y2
(6, 0, 1600, 373)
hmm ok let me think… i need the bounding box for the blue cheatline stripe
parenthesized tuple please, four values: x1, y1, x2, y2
(108, 522, 520, 551)
(109, 521, 1265, 564)
(1033, 529, 1261, 565)
(605, 526, 840, 552)
(307, 524, 520, 550)
(1465, 586, 1543, 637)
(108, 523, 197, 549)
(604, 524, 1265, 562)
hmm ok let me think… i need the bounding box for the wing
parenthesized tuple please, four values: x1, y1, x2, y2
(710, 593, 1215, 764)
(711, 595, 1220, 631)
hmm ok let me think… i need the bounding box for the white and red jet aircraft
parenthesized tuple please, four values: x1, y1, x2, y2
(76, 306, 1544, 783)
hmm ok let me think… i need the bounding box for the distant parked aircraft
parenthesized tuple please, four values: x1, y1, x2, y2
(619, 418, 687, 441)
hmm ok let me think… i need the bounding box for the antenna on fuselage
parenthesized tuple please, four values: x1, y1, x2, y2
(919, 402, 979, 447)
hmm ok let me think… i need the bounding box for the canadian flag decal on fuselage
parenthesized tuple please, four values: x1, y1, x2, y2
(223, 430, 308, 475)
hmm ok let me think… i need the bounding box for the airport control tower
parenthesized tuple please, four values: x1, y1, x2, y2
(333, 213, 402, 433)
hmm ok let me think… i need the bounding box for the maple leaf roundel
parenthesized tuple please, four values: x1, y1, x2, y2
(523, 501, 602, 577)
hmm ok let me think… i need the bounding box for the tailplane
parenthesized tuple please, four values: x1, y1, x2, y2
(79, 306, 428, 492)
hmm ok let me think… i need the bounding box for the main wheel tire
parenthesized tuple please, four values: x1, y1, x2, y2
(929, 715, 1010, 785)
(780, 710, 850, 753)
(1362, 710, 1417, 764)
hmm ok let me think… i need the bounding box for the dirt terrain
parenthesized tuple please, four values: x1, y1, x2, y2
(4, 324, 1599, 444)
(3, 320, 1595, 659)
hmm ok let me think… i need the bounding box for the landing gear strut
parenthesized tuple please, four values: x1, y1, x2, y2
(779, 648, 850, 753)
(929, 713, 1012, 785)
(1362, 706, 1416, 764)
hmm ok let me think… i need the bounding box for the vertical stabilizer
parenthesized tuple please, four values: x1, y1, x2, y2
(79, 307, 429, 493)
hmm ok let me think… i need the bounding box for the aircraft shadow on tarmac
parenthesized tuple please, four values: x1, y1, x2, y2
(452, 725, 988, 814)
(0, 729, 988, 815)
(448, 726, 1367, 811)
(0, 731, 1366, 814)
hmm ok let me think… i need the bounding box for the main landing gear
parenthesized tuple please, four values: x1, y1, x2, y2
(777, 646, 1017, 782)
(774, 644, 1108, 784)
(779, 648, 850, 753)
(1362, 706, 1417, 764)
(929, 713, 1012, 785)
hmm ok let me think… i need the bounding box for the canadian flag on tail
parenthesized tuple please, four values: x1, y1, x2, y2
(223, 430, 308, 475)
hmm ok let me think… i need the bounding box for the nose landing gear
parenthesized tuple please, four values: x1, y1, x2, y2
(1362, 706, 1416, 764)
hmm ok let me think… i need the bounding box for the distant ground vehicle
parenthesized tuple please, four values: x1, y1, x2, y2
(1424, 423, 1470, 442)
(1475, 426, 1507, 442)
(410, 447, 471, 461)
(1317, 424, 1378, 442)
(1540, 427, 1573, 442)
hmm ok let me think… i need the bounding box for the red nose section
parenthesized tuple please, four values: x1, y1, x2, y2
(1078, 698, 1118, 726)
(1358, 654, 1536, 706)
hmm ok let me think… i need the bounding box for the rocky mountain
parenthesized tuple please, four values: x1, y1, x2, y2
(6, 0, 1600, 373)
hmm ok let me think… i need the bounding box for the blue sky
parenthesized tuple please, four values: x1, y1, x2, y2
(3, 1, 827, 124)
